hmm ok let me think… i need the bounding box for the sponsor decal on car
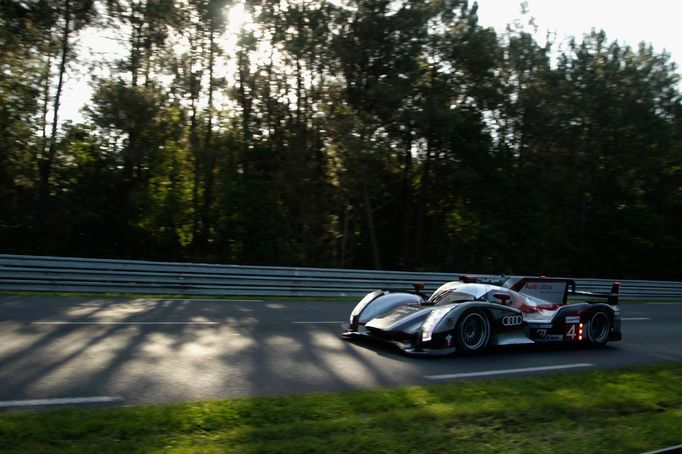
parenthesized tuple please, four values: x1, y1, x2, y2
(520, 281, 567, 304)
(534, 327, 565, 341)
(502, 315, 523, 326)
(565, 316, 581, 324)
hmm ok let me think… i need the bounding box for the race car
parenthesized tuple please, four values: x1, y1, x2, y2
(341, 275, 621, 356)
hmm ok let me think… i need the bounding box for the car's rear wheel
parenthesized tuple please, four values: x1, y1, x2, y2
(587, 311, 610, 346)
(456, 309, 491, 354)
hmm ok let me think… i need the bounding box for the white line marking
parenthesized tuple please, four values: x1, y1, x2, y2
(291, 321, 342, 324)
(622, 317, 652, 321)
(652, 353, 681, 362)
(425, 363, 594, 380)
(33, 321, 219, 325)
(0, 396, 123, 408)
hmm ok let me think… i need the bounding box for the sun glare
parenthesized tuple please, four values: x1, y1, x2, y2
(227, 2, 253, 31)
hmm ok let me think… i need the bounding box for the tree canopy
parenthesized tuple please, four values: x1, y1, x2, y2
(1, 0, 680, 279)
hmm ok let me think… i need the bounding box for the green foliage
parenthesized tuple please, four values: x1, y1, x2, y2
(0, 1, 680, 277)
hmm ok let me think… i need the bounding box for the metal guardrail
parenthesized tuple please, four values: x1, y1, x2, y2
(0, 254, 681, 300)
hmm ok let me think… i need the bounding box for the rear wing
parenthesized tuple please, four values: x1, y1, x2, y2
(571, 281, 620, 306)
(460, 275, 620, 306)
(507, 277, 619, 306)
(508, 278, 576, 305)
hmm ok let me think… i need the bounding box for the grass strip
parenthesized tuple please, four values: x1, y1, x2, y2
(2, 362, 682, 453)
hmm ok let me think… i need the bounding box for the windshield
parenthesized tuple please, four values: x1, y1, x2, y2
(428, 282, 484, 305)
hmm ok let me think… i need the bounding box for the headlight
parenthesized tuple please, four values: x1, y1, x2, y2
(421, 306, 453, 342)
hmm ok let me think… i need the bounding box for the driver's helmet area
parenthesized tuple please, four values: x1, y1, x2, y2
(482, 289, 561, 314)
(482, 289, 525, 307)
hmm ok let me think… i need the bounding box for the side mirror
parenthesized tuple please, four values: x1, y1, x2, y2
(493, 293, 511, 302)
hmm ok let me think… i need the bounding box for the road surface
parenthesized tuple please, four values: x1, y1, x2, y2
(1, 296, 680, 409)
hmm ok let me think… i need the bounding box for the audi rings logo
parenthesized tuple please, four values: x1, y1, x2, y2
(502, 315, 523, 326)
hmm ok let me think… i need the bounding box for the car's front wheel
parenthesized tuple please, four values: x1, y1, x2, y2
(456, 309, 491, 354)
(587, 311, 611, 346)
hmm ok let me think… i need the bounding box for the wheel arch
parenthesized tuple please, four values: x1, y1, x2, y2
(351, 291, 423, 328)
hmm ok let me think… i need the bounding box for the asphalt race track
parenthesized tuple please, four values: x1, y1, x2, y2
(1, 296, 681, 410)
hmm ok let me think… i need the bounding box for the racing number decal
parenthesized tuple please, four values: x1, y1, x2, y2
(564, 322, 584, 341)
(564, 316, 583, 341)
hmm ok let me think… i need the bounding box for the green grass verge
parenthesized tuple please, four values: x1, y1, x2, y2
(2, 362, 682, 453)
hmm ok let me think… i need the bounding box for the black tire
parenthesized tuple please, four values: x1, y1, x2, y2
(587, 311, 611, 346)
(456, 309, 491, 354)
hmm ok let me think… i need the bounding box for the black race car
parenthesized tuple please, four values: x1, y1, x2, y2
(342, 276, 621, 355)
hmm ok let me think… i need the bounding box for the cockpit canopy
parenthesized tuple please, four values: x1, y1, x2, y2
(427, 279, 564, 314)
(428, 282, 489, 305)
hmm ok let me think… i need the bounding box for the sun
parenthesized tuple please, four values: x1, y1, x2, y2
(227, 2, 253, 32)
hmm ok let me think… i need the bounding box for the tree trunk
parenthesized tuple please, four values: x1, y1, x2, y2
(363, 184, 381, 270)
(39, 33, 53, 163)
(237, 50, 252, 155)
(400, 127, 413, 268)
(340, 204, 350, 267)
(201, 24, 217, 251)
(37, 0, 71, 251)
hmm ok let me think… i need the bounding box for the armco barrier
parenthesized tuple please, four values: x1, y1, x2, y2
(0, 254, 681, 299)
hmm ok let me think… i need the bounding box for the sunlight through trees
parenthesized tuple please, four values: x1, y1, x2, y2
(1, 0, 680, 279)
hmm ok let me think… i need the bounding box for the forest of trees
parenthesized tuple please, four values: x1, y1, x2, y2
(1, 0, 681, 279)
